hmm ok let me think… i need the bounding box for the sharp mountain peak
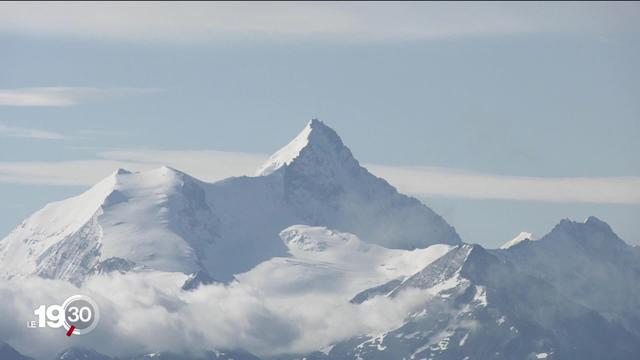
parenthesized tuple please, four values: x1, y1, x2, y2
(256, 118, 353, 176)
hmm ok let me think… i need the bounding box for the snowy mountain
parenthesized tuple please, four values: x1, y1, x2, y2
(0, 166, 220, 283)
(1, 120, 638, 360)
(0, 119, 459, 284)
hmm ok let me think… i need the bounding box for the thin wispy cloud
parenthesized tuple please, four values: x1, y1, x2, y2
(0, 150, 266, 186)
(0, 122, 67, 140)
(0, 160, 153, 186)
(367, 165, 640, 205)
(0, 149, 638, 204)
(0, 87, 162, 107)
(0, 2, 637, 43)
(99, 149, 267, 180)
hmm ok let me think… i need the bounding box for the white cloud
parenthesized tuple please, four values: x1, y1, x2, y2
(0, 123, 67, 140)
(0, 273, 429, 359)
(0, 149, 638, 204)
(0, 2, 637, 43)
(0, 87, 162, 107)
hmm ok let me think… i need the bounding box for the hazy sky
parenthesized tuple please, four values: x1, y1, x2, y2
(1, 2, 639, 248)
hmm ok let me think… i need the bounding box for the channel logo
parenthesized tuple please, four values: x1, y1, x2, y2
(27, 294, 100, 336)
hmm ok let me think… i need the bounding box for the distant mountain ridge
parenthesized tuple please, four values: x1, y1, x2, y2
(321, 218, 640, 360)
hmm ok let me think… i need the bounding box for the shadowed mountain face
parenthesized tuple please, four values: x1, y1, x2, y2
(497, 216, 640, 336)
(271, 119, 460, 250)
(325, 236, 640, 360)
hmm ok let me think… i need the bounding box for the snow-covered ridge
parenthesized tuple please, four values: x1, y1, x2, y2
(256, 119, 316, 176)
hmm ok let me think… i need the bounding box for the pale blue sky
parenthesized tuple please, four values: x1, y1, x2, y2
(1, 2, 639, 247)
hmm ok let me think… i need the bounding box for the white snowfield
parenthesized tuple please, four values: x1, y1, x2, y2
(0, 119, 460, 284)
(238, 225, 453, 299)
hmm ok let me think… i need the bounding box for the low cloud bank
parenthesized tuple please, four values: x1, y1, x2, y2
(0, 272, 429, 359)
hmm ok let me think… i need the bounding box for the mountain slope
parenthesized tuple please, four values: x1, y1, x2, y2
(326, 242, 640, 360)
(498, 216, 640, 336)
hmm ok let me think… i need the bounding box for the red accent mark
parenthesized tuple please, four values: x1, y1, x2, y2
(66, 326, 75, 337)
